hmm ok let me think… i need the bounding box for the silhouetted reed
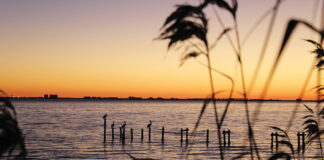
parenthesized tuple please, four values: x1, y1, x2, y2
(302, 104, 323, 157)
(157, 0, 324, 159)
(157, 2, 233, 159)
(269, 126, 294, 159)
(157, 0, 260, 159)
(254, 19, 324, 132)
(265, 104, 324, 159)
(0, 91, 26, 159)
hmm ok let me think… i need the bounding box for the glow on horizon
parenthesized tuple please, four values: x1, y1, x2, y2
(0, 0, 322, 100)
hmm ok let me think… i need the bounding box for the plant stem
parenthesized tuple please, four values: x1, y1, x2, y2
(317, 0, 323, 141)
(234, 18, 260, 160)
(285, 60, 315, 132)
(211, 6, 238, 55)
(248, 0, 280, 93)
(195, 60, 235, 127)
(206, 53, 224, 160)
(317, 67, 323, 158)
(317, 68, 321, 103)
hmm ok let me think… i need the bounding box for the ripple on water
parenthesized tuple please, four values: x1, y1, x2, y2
(13, 100, 322, 159)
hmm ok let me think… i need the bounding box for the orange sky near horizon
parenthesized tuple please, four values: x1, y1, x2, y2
(0, 0, 323, 100)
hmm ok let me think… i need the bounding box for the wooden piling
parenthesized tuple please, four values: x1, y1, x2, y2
(185, 128, 189, 144)
(228, 130, 231, 146)
(149, 127, 151, 142)
(122, 127, 126, 144)
(275, 132, 278, 150)
(112, 127, 114, 140)
(131, 128, 133, 143)
(141, 128, 144, 142)
(302, 132, 305, 153)
(180, 128, 183, 144)
(162, 127, 165, 144)
(271, 132, 274, 150)
(297, 132, 301, 153)
(206, 129, 209, 145)
(223, 130, 226, 146)
(120, 127, 122, 140)
(103, 116, 106, 143)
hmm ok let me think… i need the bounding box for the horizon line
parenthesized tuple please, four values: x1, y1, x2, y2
(3, 96, 317, 102)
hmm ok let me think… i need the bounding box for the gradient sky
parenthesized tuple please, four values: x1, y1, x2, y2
(0, 0, 323, 100)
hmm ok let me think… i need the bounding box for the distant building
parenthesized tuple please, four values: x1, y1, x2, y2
(44, 94, 48, 99)
(128, 96, 142, 100)
(104, 97, 118, 100)
(49, 94, 58, 99)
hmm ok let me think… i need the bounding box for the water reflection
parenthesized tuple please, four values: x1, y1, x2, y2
(14, 100, 322, 159)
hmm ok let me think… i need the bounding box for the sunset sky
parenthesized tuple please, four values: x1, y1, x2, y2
(0, 0, 323, 100)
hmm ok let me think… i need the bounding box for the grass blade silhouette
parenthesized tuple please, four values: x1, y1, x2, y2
(302, 104, 323, 157)
(303, 104, 314, 113)
(248, 0, 282, 93)
(252, 19, 323, 131)
(278, 140, 294, 155)
(268, 152, 291, 160)
(209, 1, 260, 159)
(0, 95, 26, 159)
(158, 2, 226, 159)
(270, 126, 288, 138)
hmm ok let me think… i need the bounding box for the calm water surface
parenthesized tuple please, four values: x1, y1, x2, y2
(13, 100, 323, 159)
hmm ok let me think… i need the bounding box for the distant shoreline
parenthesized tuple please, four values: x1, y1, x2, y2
(4, 97, 318, 102)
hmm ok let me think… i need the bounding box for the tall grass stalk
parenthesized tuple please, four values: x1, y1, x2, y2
(0, 91, 26, 158)
(211, 5, 260, 159)
(251, 18, 323, 130)
(307, 38, 324, 157)
(158, 0, 324, 159)
(251, 0, 323, 132)
(235, 18, 260, 160)
(206, 51, 225, 160)
(285, 60, 316, 132)
(247, 0, 282, 94)
(211, 6, 238, 54)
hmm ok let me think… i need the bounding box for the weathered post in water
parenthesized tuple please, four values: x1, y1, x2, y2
(206, 129, 209, 146)
(111, 121, 115, 140)
(228, 130, 231, 146)
(103, 114, 107, 143)
(223, 130, 227, 146)
(148, 127, 151, 143)
(131, 128, 133, 143)
(141, 128, 144, 143)
(275, 132, 279, 150)
(119, 127, 122, 140)
(185, 128, 189, 144)
(111, 127, 114, 140)
(302, 132, 305, 153)
(297, 132, 301, 153)
(180, 128, 183, 145)
(147, 120, 152, 143)
(122, 127, 126, 144)
(121, 121, 126, 144)
(271, 132, 274, 150)
(162, 127, 165, 144)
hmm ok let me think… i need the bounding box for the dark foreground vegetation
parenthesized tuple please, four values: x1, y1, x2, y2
(156, 0, 324, 159)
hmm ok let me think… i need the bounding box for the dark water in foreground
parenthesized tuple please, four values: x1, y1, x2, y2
(13, 100, 323, 159)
